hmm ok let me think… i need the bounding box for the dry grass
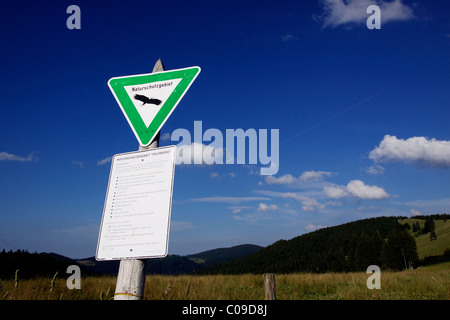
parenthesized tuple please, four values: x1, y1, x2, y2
(1, 263, 448, 300)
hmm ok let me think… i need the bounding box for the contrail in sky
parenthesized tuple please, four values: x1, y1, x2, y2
(0, 236, 18, 250)
(281, 92, 383, 145)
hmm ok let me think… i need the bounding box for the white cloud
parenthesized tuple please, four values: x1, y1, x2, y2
(243, 165, 260, 175)
(282, 192, 325, 212)
(325, 200, 343, 207)
(324, 180, 389, 200)
(400, 197, 450, 213)
(346, 180, 389, 199)
(301, 197, 326, 212)
(229, 205, 253, 215)
(380, 0, 415, 23)
(0, 152, 35, 162)
(409, 208, 422, 216)
(210, 172, 220, 179)
(265, 173, 297, 185)
(317, 0, 415, 28)
(281, 192, 304, 201)
(160, 132, 171, 141)
(231, 211, 273, 223)
(264, 170, 332, 185)
(97, 156, 112, 166)
(71, 160, 84, 169)
(257, 203, 279, 212)
(324, 185, 348, 199)
(175, 142, 227, 165)
(189, 196, 271, 204)
(369, 135, 450, 168)
(210, 172, 237, 179)
(231, 204, 285, 223)
(300, 170, 332, 181)
(306, 224, 327, 232)
(281, 33, 297, 42)
(366, 164, 385, 175)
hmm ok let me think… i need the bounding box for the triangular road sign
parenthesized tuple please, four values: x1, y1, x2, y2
(108, 66, 200, 146)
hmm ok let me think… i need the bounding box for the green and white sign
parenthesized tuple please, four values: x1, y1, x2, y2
(108, 66, 201, 146)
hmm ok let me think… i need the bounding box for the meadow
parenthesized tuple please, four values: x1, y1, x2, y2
(403, 218, 450, 259)
(1, 262, 448, 300)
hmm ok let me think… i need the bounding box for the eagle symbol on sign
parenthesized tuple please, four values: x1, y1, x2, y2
(134, 94, 162, 106)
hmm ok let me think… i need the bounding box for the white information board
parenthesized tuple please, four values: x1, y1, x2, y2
(96, 146, 176, 261)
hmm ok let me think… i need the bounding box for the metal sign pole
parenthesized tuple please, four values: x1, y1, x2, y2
(114, 59, 165, 300)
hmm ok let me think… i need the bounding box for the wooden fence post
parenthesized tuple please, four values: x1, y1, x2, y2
(263, 273, 276, 300)
(114, 59, 165, 300)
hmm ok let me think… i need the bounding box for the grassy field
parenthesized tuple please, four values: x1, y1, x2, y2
(399, 218, 450, 259)
(1, 262, 448, 300)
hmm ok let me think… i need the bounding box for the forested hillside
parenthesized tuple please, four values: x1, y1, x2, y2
(199, 216, 431, 274)
(0, 250, 90, 279)
(186, 244, 263, 267)
(2, 215, 448, 278)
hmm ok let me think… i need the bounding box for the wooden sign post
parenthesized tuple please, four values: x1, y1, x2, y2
(101, 59, 199, 300)
(113, 59, 165, 300)
(263, 273, 276, 300)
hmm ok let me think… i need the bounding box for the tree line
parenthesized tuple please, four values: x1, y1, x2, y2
(410, 217, 438, 240)
(200, 216, 448, 275)
(0, 250, 89, 279)
(1, 215, 448, 278)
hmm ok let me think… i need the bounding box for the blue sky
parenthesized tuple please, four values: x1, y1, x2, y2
(1, 0, 449, 259)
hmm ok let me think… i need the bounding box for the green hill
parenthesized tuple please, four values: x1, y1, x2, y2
(199, 215, 450, 275)
(399, 216, 450, 260)
(199, 216, 402, 274)
(3, 216, 447, 278)
(186, 244, 263, 267)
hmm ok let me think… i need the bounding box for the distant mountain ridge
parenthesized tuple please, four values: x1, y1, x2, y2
(76, 244, 263, 275)
(0, 245, 260, 278)
(186, 244, 263, 267)
(77, 254, 201, 276)
(0, 250, 93, 279)
(1, 215, 448, 278)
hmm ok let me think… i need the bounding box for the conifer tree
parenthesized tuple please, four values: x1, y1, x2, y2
(430, 230, 437, 241)
(381, 228, 419, 270)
